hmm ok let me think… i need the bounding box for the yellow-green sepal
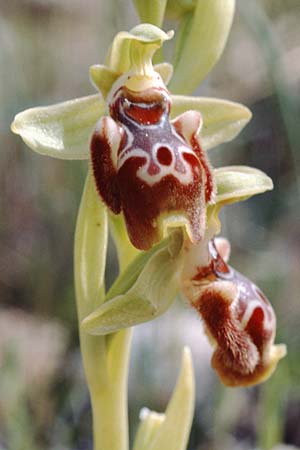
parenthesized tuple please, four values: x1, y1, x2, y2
(215, 165, 274, 205)
(169, 0, 235, 94)
(82, 231, 183, 335)
(171, 95, 252, 150)
(133, 348, 195, 450)
(106, 24, 173, 74)
(11, 94, 105, 159)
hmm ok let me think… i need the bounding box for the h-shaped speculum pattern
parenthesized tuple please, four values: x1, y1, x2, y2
(90, 72, 215, 250)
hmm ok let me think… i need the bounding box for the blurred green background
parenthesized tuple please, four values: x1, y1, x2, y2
(1, 1, 299, 449)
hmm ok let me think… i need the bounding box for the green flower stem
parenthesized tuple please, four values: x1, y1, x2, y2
(74, 171, 135, 450)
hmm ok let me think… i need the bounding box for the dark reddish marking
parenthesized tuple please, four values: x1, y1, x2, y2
(110, 86, 170, 124)
(246, 305, 274, 355)
(148, 158, 161, 175)
(125, 103, 165, 125)
(182, 152, 201, 176)
(192, 262, 215, 281)
(194, 290, 258, 375)
(245, 307, 266, 352)
(157, 146, 172, 166)
(90, 125, 121, 214)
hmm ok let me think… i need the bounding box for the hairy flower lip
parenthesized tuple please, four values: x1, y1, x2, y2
(181, 233, 286, 387)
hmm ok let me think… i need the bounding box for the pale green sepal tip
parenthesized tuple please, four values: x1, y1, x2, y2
(89, 65, 120, 99)
(215, 165, 274, 205)
(82, 232, 184, 335)
(146, 347, 195, 450)
(11, 94, 105, 159)
(171, 95, 252, 150)
(133, 0, 168, 27)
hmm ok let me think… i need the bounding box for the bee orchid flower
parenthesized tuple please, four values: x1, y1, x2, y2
(11, 23, 251, 251)
(181, 167, 287, 387)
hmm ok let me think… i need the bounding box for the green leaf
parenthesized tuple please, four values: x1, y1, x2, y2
(106, 24, 173, 74)
(134, 348, 195, 450)
(133, 0, 168, 27)
(11, 94, 105, 159)
(168, 0, 236, 94)
(171, 95, 252, 150)
(82, 231, 184, 335)
(215, 165, 274, 205)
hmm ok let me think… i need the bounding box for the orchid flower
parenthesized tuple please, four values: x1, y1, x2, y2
(180, 167, 287, 387)
(10, 2, 285, 449)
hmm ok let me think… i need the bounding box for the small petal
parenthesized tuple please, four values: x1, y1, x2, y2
(89, 65, 120, 99)
(215, 165, 273, 205)
(169, 0, 236, 94)
(133, 0, 168, 27)
(154, 62, 174, 85)
(82, 231, 184, 335)
(171, 95, 252, 150)
(11, 94, 105, 159)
